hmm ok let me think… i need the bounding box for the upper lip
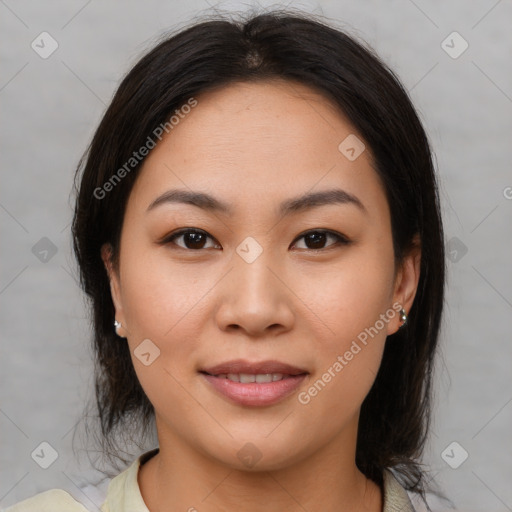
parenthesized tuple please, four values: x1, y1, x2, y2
(201, 359, 308, 376)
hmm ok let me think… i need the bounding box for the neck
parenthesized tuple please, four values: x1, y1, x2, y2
(138, 427, 382, 512)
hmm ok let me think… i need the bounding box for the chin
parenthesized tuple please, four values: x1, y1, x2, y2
(201, 435, 312, 473)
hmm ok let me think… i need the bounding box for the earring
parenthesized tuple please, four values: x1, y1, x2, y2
(399, 308, 408, 327)
(114, 320, 123, 337)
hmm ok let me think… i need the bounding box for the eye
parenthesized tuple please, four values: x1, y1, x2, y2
(291, 230, 350, 251)
(163, 229, 220, 250)
(161, 228, 350, 252)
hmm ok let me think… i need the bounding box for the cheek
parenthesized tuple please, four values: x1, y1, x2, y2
(297, 245, 395, 342)
(296, 338, 385, 442)
(119, 245, 221, 371)
(118, 250, 212, 418)
(121, 241, 201, 326)
(296, 244, 395, 408)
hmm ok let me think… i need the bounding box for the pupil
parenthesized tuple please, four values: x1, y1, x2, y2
(186, 232, 205, 249)
(306, 232, 325, 249)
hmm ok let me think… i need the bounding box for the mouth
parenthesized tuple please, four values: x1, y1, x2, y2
(199, 359, 309, 407)
(202, 372, 296, 383)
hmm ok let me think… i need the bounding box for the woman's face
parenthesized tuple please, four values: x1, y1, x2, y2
(103, 80, 420, 470)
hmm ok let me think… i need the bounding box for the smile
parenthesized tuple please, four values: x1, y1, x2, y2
(199, 359, 309, 406)
(209, 373, 290, 383)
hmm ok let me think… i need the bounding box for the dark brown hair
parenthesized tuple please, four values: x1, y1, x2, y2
(71, 7, 445, 506)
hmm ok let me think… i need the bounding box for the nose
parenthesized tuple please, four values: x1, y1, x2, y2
(214, 245, 295, 337)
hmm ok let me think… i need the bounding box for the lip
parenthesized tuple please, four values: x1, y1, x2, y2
(201, 359, 308, 376)
(200, 359, 309, 407)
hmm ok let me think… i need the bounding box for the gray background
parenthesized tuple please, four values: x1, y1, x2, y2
(1, 0, 511, 511)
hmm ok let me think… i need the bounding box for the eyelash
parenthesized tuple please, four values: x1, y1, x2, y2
(160, 228, 351, 252)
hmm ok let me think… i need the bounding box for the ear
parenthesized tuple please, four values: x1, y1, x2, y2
(101, 243, 127, 336)
(387, 234, 421, 335)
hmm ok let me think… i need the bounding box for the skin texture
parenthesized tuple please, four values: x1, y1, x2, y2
(102, 79, 421, 511)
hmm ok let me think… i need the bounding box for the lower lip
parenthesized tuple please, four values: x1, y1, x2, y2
(201, 373, 307, 407)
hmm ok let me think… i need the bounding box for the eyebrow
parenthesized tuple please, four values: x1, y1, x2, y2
(146, 188, 367, 217)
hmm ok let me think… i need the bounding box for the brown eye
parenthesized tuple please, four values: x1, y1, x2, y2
(165, 229, 219, 250)
(292, 230, 350, 251)
(162, 228, 349, 252)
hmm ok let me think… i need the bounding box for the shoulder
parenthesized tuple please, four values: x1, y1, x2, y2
(1, 489, 92, 512)
(383, 469, 456, 512)
(383, 469, 417, 511)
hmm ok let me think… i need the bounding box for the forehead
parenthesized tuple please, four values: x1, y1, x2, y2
(179, 79, 354, 158)
(127, 79, 386, 219)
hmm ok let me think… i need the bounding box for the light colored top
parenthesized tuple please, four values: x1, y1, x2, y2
(2, 448, 417, 511)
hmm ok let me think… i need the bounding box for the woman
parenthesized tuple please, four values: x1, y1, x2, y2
(5, 8, 447, 512)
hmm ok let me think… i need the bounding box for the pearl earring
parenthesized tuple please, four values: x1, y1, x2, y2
(114, 320, 123, 336)
(399, 308, 408, 327)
